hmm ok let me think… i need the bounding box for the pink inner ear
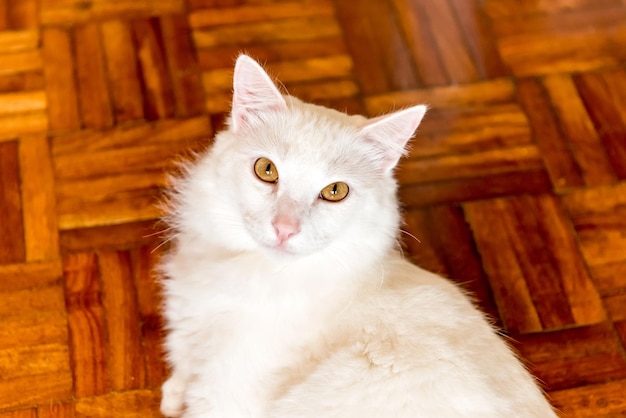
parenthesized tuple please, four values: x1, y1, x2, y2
(360, 105, 427, 173)
(232, 55, 287, 131)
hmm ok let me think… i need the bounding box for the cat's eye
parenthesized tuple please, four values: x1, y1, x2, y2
(320, 182, 349, 202)
(254, 157, 279, 183)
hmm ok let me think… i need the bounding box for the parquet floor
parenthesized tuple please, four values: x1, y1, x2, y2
(1, 0, 626, 416)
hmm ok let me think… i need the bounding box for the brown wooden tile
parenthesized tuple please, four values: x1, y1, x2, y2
(464, 195, 605, 333)
(1, 0, 626, 415)
(74, 23, 114, 129)
(101, 20, 145, 124)
(42, 28, 80, 133)
(541, 74, 617, 186)
(575, 69, 626, 179)
(512, 323, 626, 391)
(63, 252, 109, 397)
(517, 77, 585, 190)
(18, 134, 59, 261)
(40, 0, 184, 25)
(74, 390, 160, 418)
(550, 379, 626, 417)
(0, 141, 25, 263)
(334, 0, 419, 93)
(98, 250, 146, 391)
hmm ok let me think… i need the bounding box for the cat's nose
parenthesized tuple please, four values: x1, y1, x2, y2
(272, 214, 301, 244)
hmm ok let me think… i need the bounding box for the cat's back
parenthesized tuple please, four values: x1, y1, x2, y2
(270, 257, 557, 418)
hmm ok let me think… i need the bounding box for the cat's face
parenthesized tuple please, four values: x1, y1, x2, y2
(213, 106, 396, 258)
(176, 56, 426, 262)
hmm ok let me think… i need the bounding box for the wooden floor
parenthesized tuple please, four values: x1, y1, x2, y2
(1, 0, 626, 416)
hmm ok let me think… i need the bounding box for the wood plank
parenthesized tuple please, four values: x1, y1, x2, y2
(0, 372, 72, 410)
(37, 403, 75, 418)
(130, 246, 166, 387)
(0, 141, 25, 263)
(42, 28, 80, 132)
(189, 0, 334, 28)
(411, 104, 531, 159)
(0, 408, 37, 418)
(53, 142, 189, 181)
(390, 0, 447, 87)
(40, 0, 183, 25)
(365, 78, 516, 115)
(196, 39, 347, 71)
(0, 260, 62, 292)
(398, 169, 552, 208)
(133, 18, 176, 120)
(464, 195, 605, 333)
(484, 0, 621, 19)
(517, 77, 585, 189)
(18, 134, 59, 261)
(0, 29, 39, 54)
(0, 71, 44, 94)
(63, 252, 109, 397)
(193, 16, 341, 49)
(0, 311, 68, 349)
(463, 199, 543, 333)
(512, 323, 626, 391)
(550, 380, 626, 417)
(575, 69, 626, 179)
(334, 0, 419, 93)
(542, 74, 617, 186)
(397, 145, 543, 185)
(74, 390, 161, 418)
(101, 20, 144, 123)
(160, 15, 205, 118)
(448, 0, 508, 79)
(74, 23, 114, 129)
(98, 250, 146, 391)
(606, 294, 626, 321)
(0, 112, 48, 141)
(59, 221, 160, 253)
(562, 183, 626, 268)
(0, 344, 70, 379)
(0, 90, 46, 116)
(589, 261, 626, 297)
(0, 284, 65, 318)
(4, 0, 37, 29)
(494, 8, 626, 76)
(413, 0, 480, 84)
(51, 117, 211, 155)
(57, 187, 161, 230)
(0, 50, 42, 76)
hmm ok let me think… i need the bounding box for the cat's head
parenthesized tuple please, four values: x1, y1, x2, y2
(172, 55, 426, 265)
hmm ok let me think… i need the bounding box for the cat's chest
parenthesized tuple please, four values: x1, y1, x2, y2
(163, 254, 338, 326)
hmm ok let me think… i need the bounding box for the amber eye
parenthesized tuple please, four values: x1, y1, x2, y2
(254, 157, 279, 183)
(320, 182, 349, 202)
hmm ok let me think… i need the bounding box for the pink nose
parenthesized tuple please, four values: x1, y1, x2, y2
(272, 215, 301, 244)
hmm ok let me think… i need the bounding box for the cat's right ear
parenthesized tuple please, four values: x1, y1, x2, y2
(231, 55, 287, 132)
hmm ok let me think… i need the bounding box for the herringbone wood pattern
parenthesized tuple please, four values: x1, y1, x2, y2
(1, 0, 626, 416)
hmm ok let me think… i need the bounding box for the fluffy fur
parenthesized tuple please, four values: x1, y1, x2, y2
(159, 55, 557, 418)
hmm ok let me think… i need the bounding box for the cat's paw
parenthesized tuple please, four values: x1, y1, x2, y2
(161, 376, 186, 417)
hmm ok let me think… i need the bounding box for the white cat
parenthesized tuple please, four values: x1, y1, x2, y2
(159, 55, 558, 418)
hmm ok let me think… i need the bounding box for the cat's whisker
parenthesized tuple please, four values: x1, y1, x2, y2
(399, 229, 421, 244)
(143, 227, 173, 239)
(151, 236, 175, 254)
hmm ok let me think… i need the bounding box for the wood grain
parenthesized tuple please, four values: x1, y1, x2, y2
(0, 0, 625, 415)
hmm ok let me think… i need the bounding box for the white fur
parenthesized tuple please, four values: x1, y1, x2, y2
(159, 55, 557, 418)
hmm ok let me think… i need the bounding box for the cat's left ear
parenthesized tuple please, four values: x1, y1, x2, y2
(231, 55, 287, 132)
(360, 105, 427, 173)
